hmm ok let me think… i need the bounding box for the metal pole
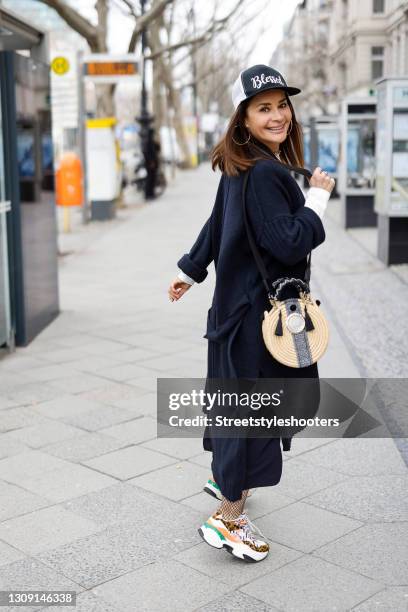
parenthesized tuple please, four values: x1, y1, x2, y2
(77, 51, 90, 223)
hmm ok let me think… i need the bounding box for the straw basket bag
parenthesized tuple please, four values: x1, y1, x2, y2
(242, 167, 329, 369)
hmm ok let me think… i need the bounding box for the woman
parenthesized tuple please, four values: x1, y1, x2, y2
(168, 64, 335, 562)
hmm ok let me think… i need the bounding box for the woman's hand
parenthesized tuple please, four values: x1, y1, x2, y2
(168, 278, 192, 302)
(309, 167, 335, 193)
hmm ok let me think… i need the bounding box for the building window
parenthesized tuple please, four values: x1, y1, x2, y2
(373, 0, 385, 13)
(371, 46, 384, 79)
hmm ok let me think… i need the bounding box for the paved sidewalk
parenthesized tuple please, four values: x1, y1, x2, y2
(0, 163, 407, 611)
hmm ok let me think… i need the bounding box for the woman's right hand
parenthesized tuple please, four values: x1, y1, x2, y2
(309, 167, 335, 193)
(168, 278, 192, 301)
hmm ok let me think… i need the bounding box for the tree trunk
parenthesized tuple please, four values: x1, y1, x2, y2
(150, 1, 192, 168)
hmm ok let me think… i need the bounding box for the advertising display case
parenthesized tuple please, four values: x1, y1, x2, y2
(303, 116, 339, 196)
(375, 77, 408, 264)
(338, 97, 377, 228)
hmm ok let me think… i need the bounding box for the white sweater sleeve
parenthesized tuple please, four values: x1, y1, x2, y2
(177, 270, 195, 285)
(304, 187, 330, 220)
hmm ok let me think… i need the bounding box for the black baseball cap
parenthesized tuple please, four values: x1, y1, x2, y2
(232, 64, 301, 110)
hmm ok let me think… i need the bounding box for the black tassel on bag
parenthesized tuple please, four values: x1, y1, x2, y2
(275, 310, 283, 336)
(304, 305, 315, 331)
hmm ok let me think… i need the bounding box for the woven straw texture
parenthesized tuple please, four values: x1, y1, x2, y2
(262, 299, 329, 368)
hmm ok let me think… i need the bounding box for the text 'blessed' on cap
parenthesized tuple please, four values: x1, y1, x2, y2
(232, 64, 301, 110)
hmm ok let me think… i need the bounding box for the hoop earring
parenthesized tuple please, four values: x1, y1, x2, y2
(232, 125, 251, 146)
(287, 119, 293, 135)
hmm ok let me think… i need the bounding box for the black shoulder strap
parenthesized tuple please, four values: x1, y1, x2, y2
(242, 166, 312, 299)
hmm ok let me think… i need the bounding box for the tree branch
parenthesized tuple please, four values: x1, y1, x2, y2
(37, 0, 98, 48)
(127, 0, 173, 52)
(145, 0, 245, 60)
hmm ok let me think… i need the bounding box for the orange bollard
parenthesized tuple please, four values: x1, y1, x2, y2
(55, 152, 83, 207)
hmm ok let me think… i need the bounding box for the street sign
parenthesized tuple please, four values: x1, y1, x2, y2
(82, 54, 139, 84)
(51, 56, 70, 75)
(85, 62, 137, 77)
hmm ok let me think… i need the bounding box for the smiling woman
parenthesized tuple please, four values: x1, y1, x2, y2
(169, 64, 335, 564)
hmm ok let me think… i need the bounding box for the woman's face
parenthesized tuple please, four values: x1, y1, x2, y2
(245, 89, 293, 152)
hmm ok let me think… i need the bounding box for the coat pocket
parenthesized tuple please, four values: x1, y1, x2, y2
(204, 293, 251, 344)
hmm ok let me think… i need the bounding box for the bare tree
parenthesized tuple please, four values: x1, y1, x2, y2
(38, 0, 172, 115)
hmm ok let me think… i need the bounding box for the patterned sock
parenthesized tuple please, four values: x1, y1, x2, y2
(217, 490, 249, 520)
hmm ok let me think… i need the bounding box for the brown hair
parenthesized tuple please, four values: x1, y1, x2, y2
(211, 95, 304, 176)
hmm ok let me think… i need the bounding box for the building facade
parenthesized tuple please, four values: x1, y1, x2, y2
(271, 0, 408, 120)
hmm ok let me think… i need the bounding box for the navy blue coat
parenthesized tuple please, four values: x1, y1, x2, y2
(177, 158, 326, 500)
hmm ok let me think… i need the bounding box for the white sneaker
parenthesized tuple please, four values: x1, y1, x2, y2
(198, 511, 269, 562)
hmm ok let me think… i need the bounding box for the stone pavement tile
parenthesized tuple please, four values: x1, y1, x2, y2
(95, 363, 161, 383)
(179, 491, 220, 517)
(60, 404, 138, 431)
(352, 587, 408, 611)
(29, 395, 107, 420)
(0, 506, 101, 554)
(314, 523, 408, 585)
(0, 436, 28, 459)
(83, 445, 176, 480)
(79, 380, 149, 406)
(305, 475, 408, 522)
(3, 382, 62, 405)
(50, 333, 101, 349)
(79, 339, 134, 355)
(125, 377, 158, 392)
(0, 408, 49, 433)
(287, 437, 338, 457)
(42, 432, 127, 462)
(0, 372, 35, 394)
(241, 555, 382, 612)
(274, 458, 349, 500)
(17, 464, 116, 503)
(0, 559, 82, 612)
(188, 451, 212, 469)
(139, 353, 204, 372)
(241, 487, 295, 520)
(121, 333, 194, 354)
(0, 542, 26, 567)
(49, 373, 111, 394)
(174, 540, 302, 588)
(129, 461, 210, 500)
(37, 504, 203, 589)
(256, 501, 362, 553)
(94, 390, 156, 417)
(62, 482, 199, 529)
(0, 354, 48, 374)
(141, 436, 203, 460)
(108, 346, 162, 363)
(165, 363, 207, 377)
(38, 346, 92, 364)
(68, 355, 126, 375)
(99, 416, 157, 444)
(196, 591, 279, 612)
(22, 364, 79, 383)
(90, 559, 231, 612)
(0, 481, 49, 522)
(0, 398, 19, 411)
(0, 451, 69, 484)
(6, 421, 81, 449)
(39, 591, 122, 612)
(295, 438, 407, 476)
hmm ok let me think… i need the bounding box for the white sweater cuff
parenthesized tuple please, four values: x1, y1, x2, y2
(177, 270, 195, 285)
(304, 187, 330, 220)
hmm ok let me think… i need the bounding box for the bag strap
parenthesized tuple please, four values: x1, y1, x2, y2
(242, 163, 313, 300)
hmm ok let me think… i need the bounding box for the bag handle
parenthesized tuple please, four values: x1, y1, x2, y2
(242, 163, 313, 300)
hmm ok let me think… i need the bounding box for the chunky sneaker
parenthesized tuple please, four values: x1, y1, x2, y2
(203, 478, 222, 500)
(203, 478, 256, 500)
(198, 511, 269, 562)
